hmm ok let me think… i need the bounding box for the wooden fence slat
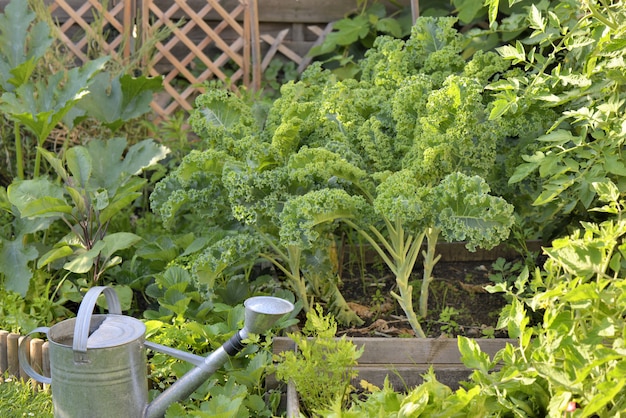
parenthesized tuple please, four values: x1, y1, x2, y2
(260, 28, 289, 70)
(297, 23, 334, 72)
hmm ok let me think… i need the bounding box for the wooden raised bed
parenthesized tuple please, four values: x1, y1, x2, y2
(270, 336, 516, 415)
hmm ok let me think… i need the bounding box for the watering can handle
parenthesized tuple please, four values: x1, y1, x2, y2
(73, 286, 122, 363)
(18, 327, 52, 384)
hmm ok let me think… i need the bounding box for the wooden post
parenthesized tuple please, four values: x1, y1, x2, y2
(411, 0, 419, 24)
(29, 338, 44, 388)
(42, 341, 51, 388)
(6, 333, 20, 378)
(123, 0, 135, 58)
(18, 335, 30, 380)
(248, 0, 261, 92)
(0, 330, 8, 376)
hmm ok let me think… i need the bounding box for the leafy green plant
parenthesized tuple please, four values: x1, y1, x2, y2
(151, 17, 545, 333)
(2, 138, 168, 295)
(143, 265, 296, 417)
(492, 0, 626, 234)
(317, 182, 626, 416)
(438, 306, 461, 336)
(309, 1, 413, 78)
(469, 180, 626, 417)
(274, 305, 364, 415)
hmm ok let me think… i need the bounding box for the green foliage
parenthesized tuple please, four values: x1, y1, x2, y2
(494, 0, 626, 234)
(144, 266, 294, 417)
(0, 0, 52, 91)
(1, 138, 168, 294)
(0, 0, 163, 180)
(473, 183, 626, 416)
(73, 72, 164, 132)
(151, 17, 523, 331)
(0, 376, 52, 417)
(275, 305, 364, 415)
(321, 185, 626, 416)
(309, 1, 413, 78)
(0, 269, 72, 333)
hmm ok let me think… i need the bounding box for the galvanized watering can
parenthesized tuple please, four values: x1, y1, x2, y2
(19, 286, 294, 418)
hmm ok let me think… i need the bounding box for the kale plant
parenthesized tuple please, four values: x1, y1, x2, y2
(151, 17, 550, 332)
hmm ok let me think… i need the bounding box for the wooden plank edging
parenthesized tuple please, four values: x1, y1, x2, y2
(0, 329, 50, 388)
(271, 336, 516, 391)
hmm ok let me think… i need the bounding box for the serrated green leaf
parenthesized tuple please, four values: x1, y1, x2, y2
(592, 180, 619, 203)
(581, 379, 625, 416)
(509, 161, 539, 184)
(489, 98, 514, 119)
(329, 15, 371, 46)
(536, 129, 575, 144)
(459, 336, 492, 374)
(496, 43, 525, 62)
(484, 0, 499, 27)
(528, 4, 545, 31)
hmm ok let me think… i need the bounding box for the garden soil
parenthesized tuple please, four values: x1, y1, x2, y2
(334, 259, 514, 339)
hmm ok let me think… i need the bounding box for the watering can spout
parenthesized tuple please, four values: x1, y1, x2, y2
(143, 296, 294, 418)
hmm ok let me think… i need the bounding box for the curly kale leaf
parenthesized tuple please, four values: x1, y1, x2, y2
(193, 231, 263, 287)
(405, 17, 466, 85)
(188, 88, 258, 153)
(222, 162, 291, 229)
(431, 172, 515, 251)
(264, 64, 334, 146)
(392, 74, 433, 152)
(360, 35, 414, 90)
(150, 149, 234, 230)
(462, 50, 511, 85)
(403, 75, 499, 182)
(279, 189, 372, 249)
(287, 147, 375, 198)
(271, 116, 303, 160)
(373, 169, 434, 232)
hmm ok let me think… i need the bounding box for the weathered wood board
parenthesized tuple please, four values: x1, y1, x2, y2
(270, 336, 515, 391)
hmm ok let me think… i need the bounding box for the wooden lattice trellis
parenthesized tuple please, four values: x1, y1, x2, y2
(260, 23, 334, 74)
(33, 0, 366, 119)
(141, 0, 260, 118)
(47, 0, 135, 64)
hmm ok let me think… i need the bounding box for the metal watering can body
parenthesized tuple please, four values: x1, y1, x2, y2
(19, 286, 294, 418)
